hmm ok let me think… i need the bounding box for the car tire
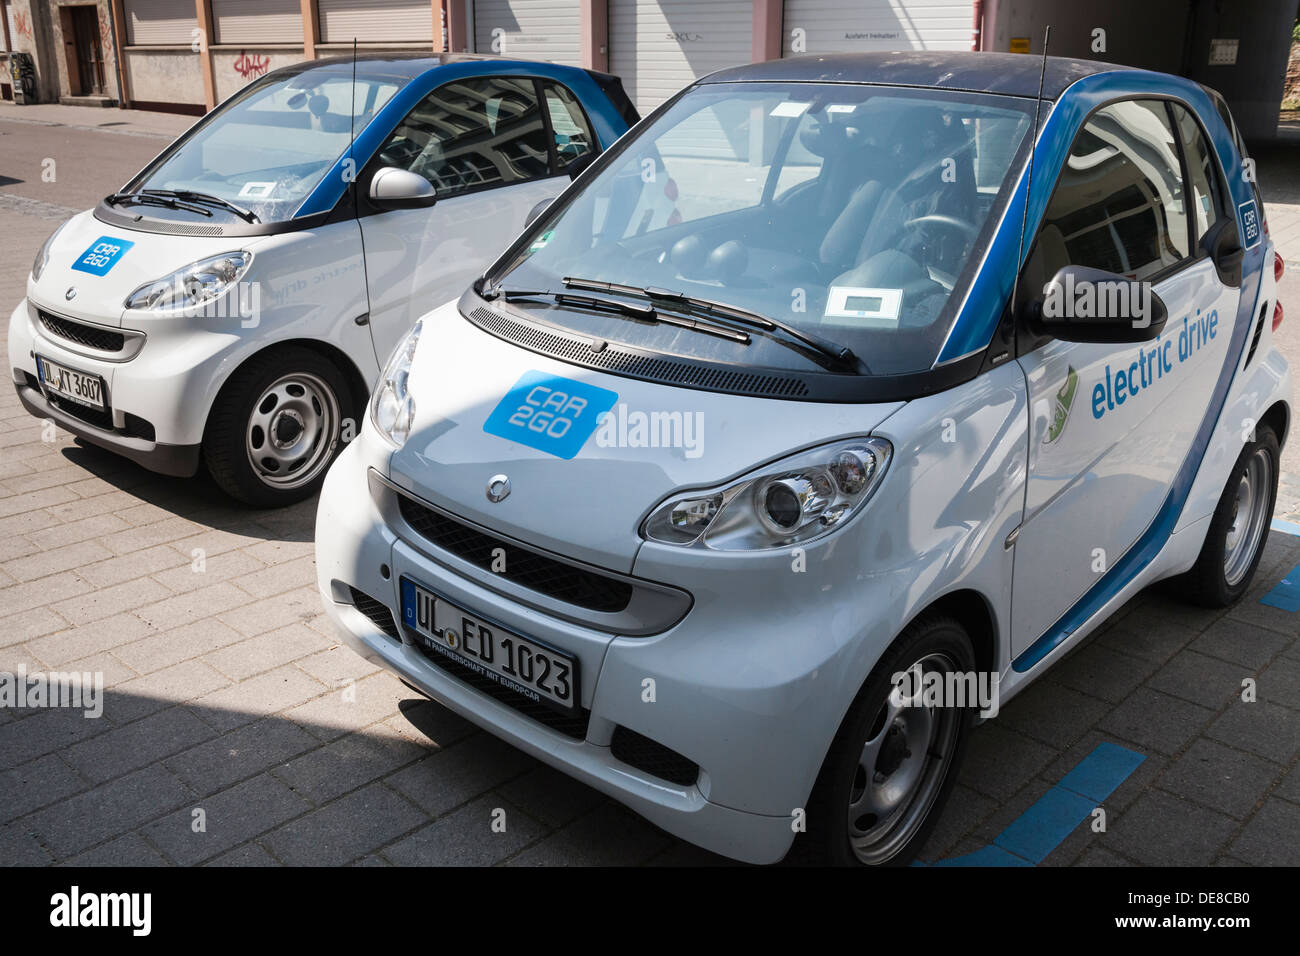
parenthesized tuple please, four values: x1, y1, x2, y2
(790, 612, 977, 866)
(1171, 425, 1280, 608)
(203, 346, 355, 508)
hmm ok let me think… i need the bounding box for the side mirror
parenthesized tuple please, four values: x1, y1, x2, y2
(566, 153, 595, 181)
(1027, 265, 1169, 343)
(1201, 217, 1243, 288)
(524, 198, 553, 230)
(369, 166, 436, 211)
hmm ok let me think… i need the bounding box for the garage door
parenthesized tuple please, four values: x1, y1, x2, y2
(213, 0, 303, 45)
(124, 0, 199, 45)
(782, 0, 974, 56)
(318, 0, 433, 44)
(609, 0, 753, 115)
(473, 0, 581, 65)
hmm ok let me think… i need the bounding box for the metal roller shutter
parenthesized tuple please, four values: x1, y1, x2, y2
(124, 0, 200, 46)
(608, 0, 753, 115)
(472, 0, 581, 65)
(318, 0, 434, 44)
(782, 0, 975, 56)
(213, 0, 304, 45)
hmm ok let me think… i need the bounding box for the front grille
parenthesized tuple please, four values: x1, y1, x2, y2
(38, 311, 125, 352)
(348, 587, 399, 639)
(610, 726, 699, 786)
(396, 494, 633, 613)
(412, 637, 591, 739)
(47, 391, 114, 430)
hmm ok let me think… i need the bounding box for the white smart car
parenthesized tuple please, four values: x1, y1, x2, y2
(9, 54, 635, 505)
(315, 53, 1290, 865)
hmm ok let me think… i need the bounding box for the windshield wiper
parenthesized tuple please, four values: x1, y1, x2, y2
(143, 189, 260, 223)
(107, 191, 212, 217)
(491, 288, 751, 343)
(562, 276, 864, 373)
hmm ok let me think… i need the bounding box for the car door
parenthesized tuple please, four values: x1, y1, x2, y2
(360, 76, 598, 363)
(1010, 98, 1241, 658)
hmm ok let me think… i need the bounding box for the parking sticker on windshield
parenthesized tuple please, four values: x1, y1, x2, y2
(483, 371, 619, 459)
(238, 181, 277, 199)
(824, 286, 903, 327)
(70, 237, 134, 276)
(770, 101, 811, 118)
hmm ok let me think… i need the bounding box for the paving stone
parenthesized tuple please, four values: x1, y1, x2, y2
(0, 753, 86, 825)
(27, 613, 158, 668)
(383, 796, 544, 866)
(955, 722, 1057, 802)
(1098, 687, 1216, 755)
(505, 802, 671, 866)
(261, 783, 426, 866)
(205, 623, 326, 682)
(27, 764, 193, 859)
(996, 679, 1113, 750)
(205, 842, 281, 866)
(62, 707, 216, 784)
(60, 832, 168, 867)
(273, 722, 427, 804)
(143, 773, 311, 865)
(165, 717, 320, 797)
(284, 671, 405, 741)
(386, 734, 539, 816)
(497, 764, 610, 831)
(1101, 790, 1237, 866)
(1205, 700, 1299, 764)
(1227, 798, 1300, 866)
(1146, 649, 1251, 709)
(0, 823, 53, 866)
(1157, 738, 1283, 818)
(1189, 618, 1293, 670)
(108, 659, 232, 723)
(188, 665, 325, 733)
(112, 618, 246, 675)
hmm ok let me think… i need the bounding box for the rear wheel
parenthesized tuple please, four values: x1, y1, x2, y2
(203, 347, 354, 508)
(1172, 425, 1279, 607)
(792, 612, 977, 866)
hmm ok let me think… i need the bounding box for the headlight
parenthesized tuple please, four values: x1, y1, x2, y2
(642, 438, 892, 551)
(124, 251, 251, 311)
(370, 320, 422, 447)
(31, 222, 68, 282)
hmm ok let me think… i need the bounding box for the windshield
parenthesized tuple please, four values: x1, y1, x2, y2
(490, 81, 1033, 376)
(124, 69, 402, 224)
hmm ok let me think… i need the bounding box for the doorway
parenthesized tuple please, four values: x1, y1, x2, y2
(62, 4, 105, 96)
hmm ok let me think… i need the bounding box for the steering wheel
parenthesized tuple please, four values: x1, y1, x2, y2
(896, 214, 980, 246)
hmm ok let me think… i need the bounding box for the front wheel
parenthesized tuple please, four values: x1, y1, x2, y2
(203, 347, 355, 508)
(793, 612, 977, 866)
(1171, 425, 1280, 607)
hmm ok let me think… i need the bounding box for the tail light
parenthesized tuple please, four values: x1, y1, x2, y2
(1276, 252, 1285, 283)
(1274, 300, 1284, 332)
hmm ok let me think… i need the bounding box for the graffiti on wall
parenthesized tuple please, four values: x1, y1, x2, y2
(13, 11, 32, 40)
(233, 51, 270, 80)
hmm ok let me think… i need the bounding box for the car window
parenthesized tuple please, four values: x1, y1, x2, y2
(541, 81, 596, 169)
(1171, 103, 1226, 249)
(377, 76, 550, 198)
(1021, 99, 1190, 303)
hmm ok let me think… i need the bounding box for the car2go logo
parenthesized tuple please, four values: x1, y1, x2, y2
(1239, 199, 1261, 250)
(69, 236, 134, 276)
(483, 370, 618, 459)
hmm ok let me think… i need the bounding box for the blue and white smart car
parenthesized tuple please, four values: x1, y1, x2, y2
(10, 54, 635, 505)
(315, 53, 1290, 865)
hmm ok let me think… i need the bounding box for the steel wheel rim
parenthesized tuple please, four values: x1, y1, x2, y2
(245, 372, 340, 490)
(1223, 448, 1271, 587)
(847, 651, 962, 865)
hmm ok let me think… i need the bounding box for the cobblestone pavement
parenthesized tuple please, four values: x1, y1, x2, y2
(0, 113, 1297, 867)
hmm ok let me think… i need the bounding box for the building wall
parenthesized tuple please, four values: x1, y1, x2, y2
(122, 45, 205, 109)
(46, 0, 121, 101)
(211, 46, 306, 102)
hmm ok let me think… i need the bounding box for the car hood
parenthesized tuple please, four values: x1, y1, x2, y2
(28, 210, 269, 328)
(385, 300, 906, 573)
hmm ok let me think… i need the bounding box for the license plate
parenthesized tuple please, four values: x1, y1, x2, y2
(36, 356, 105, 410)
(400, 578, 579, 713)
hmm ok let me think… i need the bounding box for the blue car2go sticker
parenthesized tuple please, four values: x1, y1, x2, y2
(483, 370, 618, 459)
(70, 236, 135, 276)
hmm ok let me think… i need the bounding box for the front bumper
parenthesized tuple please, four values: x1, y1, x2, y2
(315, 435, 823, 865)
(13, 378, 200, 477)
(8, 296, 242, 475)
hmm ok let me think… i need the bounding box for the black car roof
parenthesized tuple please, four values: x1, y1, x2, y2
(701, 52, 1136, 100)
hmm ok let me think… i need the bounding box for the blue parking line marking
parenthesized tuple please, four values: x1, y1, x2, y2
(925, 742, 1145, 867)
(1260, 565, 1300, 612)
(1271, 518, 1300, 537)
